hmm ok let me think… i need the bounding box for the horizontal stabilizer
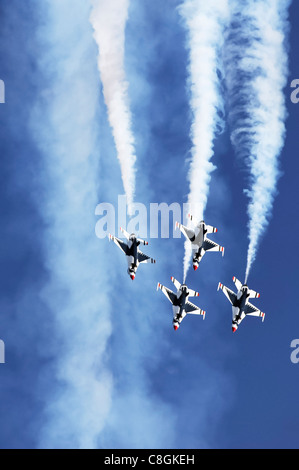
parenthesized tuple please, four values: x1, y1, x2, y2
(175, 221, 195, 242)
(248, 288, 260, 299)
(170, 276, 181, 291)
(205, 224, 218, 234)
(232, 276, 242, 292)
(187, 287, 199, 298)
(120, 227, 130, 240)
(137, 238, 148, 246)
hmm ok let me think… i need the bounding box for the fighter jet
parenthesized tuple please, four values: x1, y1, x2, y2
(109, 227, 156, 280)
(175, 214, 224, 271)
(157, 277, 206, 330)
(218, 276, 265, 332)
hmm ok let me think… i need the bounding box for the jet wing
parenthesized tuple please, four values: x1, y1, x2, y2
(244, 302, 265, 321)
(157, 283, 177, 305)
(109, 234, 129, 255)
(218, 283, 237, 305)
(185, 301, 206, 318)
(138, 252, 156, 264)
(203, 238, 224, 256)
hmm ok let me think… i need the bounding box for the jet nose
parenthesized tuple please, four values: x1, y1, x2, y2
(232, 326, 237, 333)
(130, 274, 135, 280)
(173, 324, 179, 331)
(193, 264, 198, 271)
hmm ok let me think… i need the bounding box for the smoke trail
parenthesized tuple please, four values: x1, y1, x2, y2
(179, 0, 229, 282)
(30, 0, 113, 448)
(90, 0, 136, 216)
(224, 0, 291, 282)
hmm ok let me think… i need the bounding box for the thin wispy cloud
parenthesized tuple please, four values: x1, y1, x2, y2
(224, 0, 291, 282)
(30, 0, 113, 448)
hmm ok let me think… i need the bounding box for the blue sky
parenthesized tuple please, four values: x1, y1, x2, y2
(0, 0, 298, 449)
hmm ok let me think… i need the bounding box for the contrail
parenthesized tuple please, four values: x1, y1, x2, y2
(179, 0, 229, 282)
(90, 0, 136, 216)
(224, 0, 291, 282)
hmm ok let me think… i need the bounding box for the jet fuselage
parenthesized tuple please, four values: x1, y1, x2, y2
(126, 236, 141, 279)
(173, 286, 189, 326)
(232, 286, 250, 331)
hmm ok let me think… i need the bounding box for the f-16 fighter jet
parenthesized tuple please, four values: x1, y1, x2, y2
(109, 227, 156, 280)
(175, 214, 224, 271)
(157, 277, 206, 330)
(218, 276, 265, 333)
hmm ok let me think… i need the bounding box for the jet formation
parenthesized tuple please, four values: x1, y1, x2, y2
(108, 214, 265, 332)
